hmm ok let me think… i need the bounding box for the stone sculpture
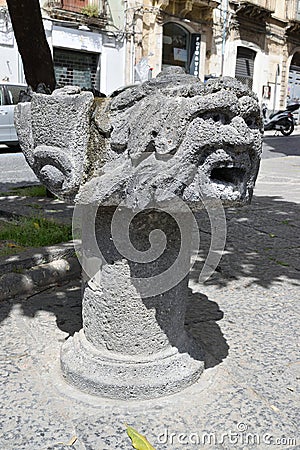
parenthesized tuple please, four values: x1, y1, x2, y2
(15, 67, 263, 399)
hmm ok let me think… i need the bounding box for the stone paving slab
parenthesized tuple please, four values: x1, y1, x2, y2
(254, 156, 300, 204)
(0, 152, 39, 192)
(0, 156, 299, 449)
(0, 270, 298, 449)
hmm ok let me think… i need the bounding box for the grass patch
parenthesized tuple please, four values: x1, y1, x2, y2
(0, 185, 47, 197)
(0, 216, 72, 249)
(0, 242, 27, 257)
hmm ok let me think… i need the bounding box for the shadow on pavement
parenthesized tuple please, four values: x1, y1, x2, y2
(0, 279, 229, 370)
(0, 144, 21, 153)
(0, 193, 74, 225)
(0, 279, 83, 337)
(191, 195, 300, 289)
(0, 194, 299, 370)
(263, 135, 300, 157)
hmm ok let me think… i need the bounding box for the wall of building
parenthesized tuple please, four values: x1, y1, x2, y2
(1, 0, 300, 106)
(0, 6, 24, 83)
(0, 1, 126, 93)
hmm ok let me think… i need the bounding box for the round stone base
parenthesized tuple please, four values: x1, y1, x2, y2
(60, 330, 205, 400)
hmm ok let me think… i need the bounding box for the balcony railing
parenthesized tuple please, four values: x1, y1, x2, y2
(231, 0, 275, 12)
(47, 0, 107, 26)
(285, 0, 300, 21)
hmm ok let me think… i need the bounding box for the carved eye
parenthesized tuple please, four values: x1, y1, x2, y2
(245, 117, 259, 128)
(197, 112, 231, 124)
(212, 113, 231, 124)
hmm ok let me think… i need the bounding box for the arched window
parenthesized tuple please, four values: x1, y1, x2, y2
(162, 23, 201, 76)
(235, 47, 256, 90)
(288, 52, 300, 102)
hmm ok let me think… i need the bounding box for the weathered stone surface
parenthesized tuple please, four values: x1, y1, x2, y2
(15, 86, 94, 201)
(77, 71, 262, 210)
(15, 68, 263, 400)
(0, 257, 80, 301)
(62, 207, 204, 398)
(15, 69, 263, 208)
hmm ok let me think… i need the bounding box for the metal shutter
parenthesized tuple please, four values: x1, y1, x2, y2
(235, 47, 256, 90)
(288, 65, 300, 100)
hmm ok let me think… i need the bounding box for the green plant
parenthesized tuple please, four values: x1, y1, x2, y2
(0, 216, 72, 248)
(0, 185, 47, 197)
(81, 4, 99, 17)
(0, 242, 26, 257)
(12, 267, 25, 274)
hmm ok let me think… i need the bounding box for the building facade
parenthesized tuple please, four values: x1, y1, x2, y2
(129, 0, 300, 110)
(0, 0, 300, 106)
(42, 0, 127, 94)
(0, 1, 25, 83)
(0, 0, 127, 95)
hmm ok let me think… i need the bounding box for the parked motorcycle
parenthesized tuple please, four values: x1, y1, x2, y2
(262, 103, 299, 136)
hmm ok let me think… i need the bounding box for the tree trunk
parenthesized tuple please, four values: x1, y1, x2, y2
(6, 0, 56, 92)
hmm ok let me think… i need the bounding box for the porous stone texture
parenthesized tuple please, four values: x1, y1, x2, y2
(15, 68, 263, 208)
(0, 151, 298, 449)
(76, 69, 263, 210)
(15, 68, 263, 399)
(15, 86, 94, 201)
(61, 207, 204, 398)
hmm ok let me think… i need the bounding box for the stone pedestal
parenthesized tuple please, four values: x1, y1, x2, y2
(15, 71, 263, 400)
(61, 207, 204, 399)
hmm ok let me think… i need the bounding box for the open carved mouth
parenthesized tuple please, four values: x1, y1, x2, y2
(210, 167, 246, 186)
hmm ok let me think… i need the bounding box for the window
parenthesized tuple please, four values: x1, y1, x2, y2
(235, 47, 256, 90)
(54, 48, 99, 91)
(7, 85, 25, 105)
(162, 23, 201, 76)
(162, 23, 189, 72)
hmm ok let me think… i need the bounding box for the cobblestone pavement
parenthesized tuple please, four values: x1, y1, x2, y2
(0, 156, 299, 449)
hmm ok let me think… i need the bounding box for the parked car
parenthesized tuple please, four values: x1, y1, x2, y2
(0, 82, 27, 146)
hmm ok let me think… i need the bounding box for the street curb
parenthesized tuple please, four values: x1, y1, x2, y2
(0, 240, 82, 301)
(0, 240, 78, 275)
(0, 256, 81, 301)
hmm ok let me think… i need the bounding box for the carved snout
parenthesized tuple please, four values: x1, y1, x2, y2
(32, 146, 76, 194)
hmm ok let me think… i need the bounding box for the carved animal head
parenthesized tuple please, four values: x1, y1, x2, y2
(83, 67, 263, 208)
(15, 68, 263, 208)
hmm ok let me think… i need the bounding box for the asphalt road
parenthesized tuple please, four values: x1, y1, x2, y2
(0, 145, 39, 192)
(0, 130, 299, 191)
(262, 129, 300, 158)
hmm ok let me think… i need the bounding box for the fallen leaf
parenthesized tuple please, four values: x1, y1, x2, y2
(270, 405, 280, 413)
(126, 426, 156, 450)
(56, 436, 78, 446)
(66, 436, 78, 446)
(33, 222, 40, 230)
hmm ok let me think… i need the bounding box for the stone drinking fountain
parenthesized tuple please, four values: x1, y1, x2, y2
(15, 68, 262, 399)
